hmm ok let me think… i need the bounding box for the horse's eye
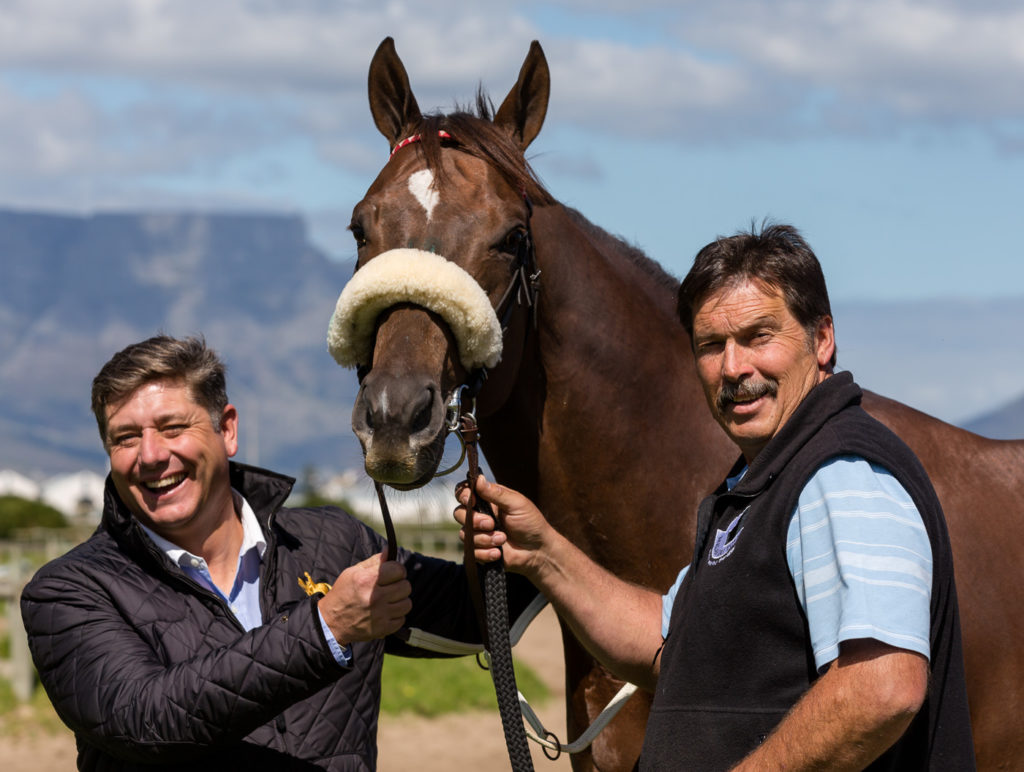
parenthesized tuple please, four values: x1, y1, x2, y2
(499, 229, 525, 256)
(349, 223, 368, 248)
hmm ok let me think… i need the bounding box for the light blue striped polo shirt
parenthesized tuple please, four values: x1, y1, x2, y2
(662, 455, 932, 671)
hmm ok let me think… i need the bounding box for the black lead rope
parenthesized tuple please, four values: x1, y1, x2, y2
(460, 413, 535, 772)
(454, 205, 537, 770)
(373, 427, 534, 770)
(373, 481, 400, 562)
(373, 481, 414, 645)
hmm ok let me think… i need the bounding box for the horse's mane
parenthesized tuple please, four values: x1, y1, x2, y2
(414, 94, 679, 298)
(413, 91, 555, 206)
(563, 207, 681, 295)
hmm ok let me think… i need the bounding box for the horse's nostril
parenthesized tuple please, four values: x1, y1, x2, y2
(365, 408, 375, 432)
(411, 402, 432, 434)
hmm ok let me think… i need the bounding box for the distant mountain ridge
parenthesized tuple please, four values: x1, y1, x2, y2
(0, 208, 365, 478)
(831, 297, 1024, 439)
(963, 394, 1024, 440)
(1, 208, 1021, 481)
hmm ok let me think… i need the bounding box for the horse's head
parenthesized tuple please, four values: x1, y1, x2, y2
(328, 38, 554, 488)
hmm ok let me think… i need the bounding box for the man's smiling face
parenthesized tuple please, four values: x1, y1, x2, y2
(104, 379, 238, 544)
(691, 279, 834, 462)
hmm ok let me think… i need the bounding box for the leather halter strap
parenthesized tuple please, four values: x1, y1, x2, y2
(464, 194, 539, 397)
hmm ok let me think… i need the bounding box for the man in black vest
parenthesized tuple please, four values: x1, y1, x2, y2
(457, 224, 974, 770)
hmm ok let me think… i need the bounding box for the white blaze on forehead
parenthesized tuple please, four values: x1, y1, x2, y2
(408, 169, 439, 220)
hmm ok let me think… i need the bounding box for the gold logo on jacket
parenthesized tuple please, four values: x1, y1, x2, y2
(298, 571, 333, 596)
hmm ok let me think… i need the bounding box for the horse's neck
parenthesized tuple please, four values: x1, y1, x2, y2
(482, 205, 733, 579)
(531, 205, 700, 414)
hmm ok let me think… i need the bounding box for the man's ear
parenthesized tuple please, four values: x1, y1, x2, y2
(815, 316, 836, 369)
(220, 404, 239, 457)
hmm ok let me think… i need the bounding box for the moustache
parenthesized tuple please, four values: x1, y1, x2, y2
(717, 379, 778, 414)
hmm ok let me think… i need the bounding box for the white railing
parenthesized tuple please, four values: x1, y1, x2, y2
(0, 534, 82, 701)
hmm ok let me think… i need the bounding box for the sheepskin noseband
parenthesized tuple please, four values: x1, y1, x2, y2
(327, 248, 503, 371)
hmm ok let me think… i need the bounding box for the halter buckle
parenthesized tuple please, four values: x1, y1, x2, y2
(445, 385, 477, 433)
(434, 386, 476, 478)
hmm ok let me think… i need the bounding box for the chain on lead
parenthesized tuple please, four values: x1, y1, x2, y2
(434, 385, 476, 478)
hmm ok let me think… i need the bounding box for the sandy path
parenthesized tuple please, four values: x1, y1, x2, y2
(0, 604, 573, 771)
(378, 603, 572, 771)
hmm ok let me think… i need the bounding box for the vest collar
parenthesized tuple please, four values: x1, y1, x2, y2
(728, 371, 861, 496)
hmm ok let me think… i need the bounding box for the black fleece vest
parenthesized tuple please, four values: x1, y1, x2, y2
(639, 373, 974, 771)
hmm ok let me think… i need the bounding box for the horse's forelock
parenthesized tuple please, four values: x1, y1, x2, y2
(413, 109, 554, 205)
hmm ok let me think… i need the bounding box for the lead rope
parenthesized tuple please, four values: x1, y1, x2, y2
(372, 481, 416, 646)
(373, 481, 399, 562)
(371, 421, 533, 770)
(460, 412, 535, 772)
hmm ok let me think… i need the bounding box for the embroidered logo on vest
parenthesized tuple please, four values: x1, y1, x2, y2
(708, 507, 748, 565)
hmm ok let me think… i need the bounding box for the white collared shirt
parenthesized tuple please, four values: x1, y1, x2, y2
(139, 490, 350, 664)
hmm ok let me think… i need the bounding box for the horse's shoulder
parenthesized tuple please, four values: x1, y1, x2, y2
(861, 388, 1024, 511)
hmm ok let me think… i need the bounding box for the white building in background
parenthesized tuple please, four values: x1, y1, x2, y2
(2, 466, 458, 528)
(0, 470, 40, 500)
(41, 471, 105, 523)
(319, 471, 455, 525)
(0, 468, 105, 523)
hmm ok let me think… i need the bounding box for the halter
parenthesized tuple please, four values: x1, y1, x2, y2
(382, 128, 541, 435)
(389, 130, 453, 159)
(466, 196, 538, 389)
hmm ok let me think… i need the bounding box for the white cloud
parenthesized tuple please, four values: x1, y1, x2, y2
(675, 0, 1024, 126)
(547, 39, 755, 138)
(0, 0, 538, 94)
(0, 0, 1020, 216)
(0, 1, 550, 212)
(1, 1, 1020, 138)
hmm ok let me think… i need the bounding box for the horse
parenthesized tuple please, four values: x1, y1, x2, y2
(329, 37, 1024, 771)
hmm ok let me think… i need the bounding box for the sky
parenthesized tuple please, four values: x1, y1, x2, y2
(1, 0, 1022, 424)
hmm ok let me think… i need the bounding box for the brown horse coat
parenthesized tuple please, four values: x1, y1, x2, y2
(338, 37, 1024, 771)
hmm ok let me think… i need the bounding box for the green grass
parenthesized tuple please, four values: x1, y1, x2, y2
(0, 653, 550, 736)
(380, 653, 550, 717)
(0, 678, 66, 738)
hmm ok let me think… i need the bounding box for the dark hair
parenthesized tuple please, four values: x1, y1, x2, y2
(677, 223, 836, 366)
(91, 335, 229, 446)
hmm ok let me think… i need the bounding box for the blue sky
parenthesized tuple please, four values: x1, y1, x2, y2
(1, 0, 1022, 423)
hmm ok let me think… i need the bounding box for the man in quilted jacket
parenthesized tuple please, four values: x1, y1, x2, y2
(21, 334, 521, 771)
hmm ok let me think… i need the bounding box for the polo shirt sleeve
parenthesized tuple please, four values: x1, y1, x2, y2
(786, 455, 932, 672)
(317, 608, 353, 666)
(661, 565, 689, 639)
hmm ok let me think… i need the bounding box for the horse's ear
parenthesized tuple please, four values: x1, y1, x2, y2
(494, 40, 549, 150)
(368, 37, 423, 147)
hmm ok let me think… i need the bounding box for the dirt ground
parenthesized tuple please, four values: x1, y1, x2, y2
(0, 604, 573, 771)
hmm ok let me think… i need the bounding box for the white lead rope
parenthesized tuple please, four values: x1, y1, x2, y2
(519, 682, 639, 755)
(402, 591, 548, 654)
(403, 593, 640, 756)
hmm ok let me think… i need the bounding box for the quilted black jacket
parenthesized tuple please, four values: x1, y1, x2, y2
(21, 462, 515, 770)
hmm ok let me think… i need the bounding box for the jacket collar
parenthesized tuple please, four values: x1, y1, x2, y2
(101, 462, 296, 557)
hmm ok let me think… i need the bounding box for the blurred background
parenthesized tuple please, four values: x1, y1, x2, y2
(0, 3, 1021, 766)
